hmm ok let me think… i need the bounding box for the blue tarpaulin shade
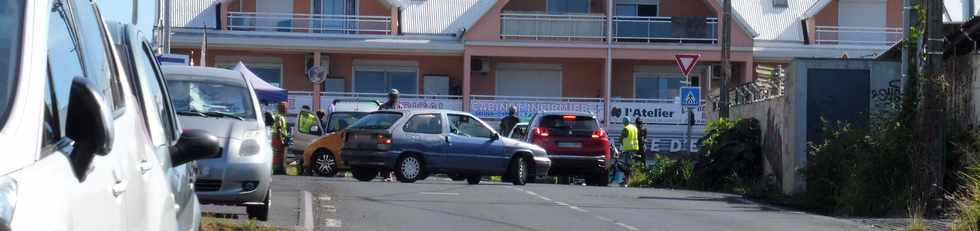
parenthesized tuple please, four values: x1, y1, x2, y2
(233, 62, 287, 105)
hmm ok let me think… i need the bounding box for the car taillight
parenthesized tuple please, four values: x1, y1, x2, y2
(377, 135, 392, 145)
(562, 115, 576, 120)
(592, 129, 607, 139)
(533, 127, 550, 137)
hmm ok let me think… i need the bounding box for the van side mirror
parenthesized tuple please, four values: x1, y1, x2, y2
(65, 77, 114, 181)
(171, 129, 221, 167)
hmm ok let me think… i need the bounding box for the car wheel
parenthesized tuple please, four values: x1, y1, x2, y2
(510, 156, 529, 186)
(586, 171, 609, 186)
(351, 167, 378, 182)
(556, 176, 572, 185)
(448, 173, 466, 181)
(466, 175, 481, 185)
(313, 150, 338, 177)
(246, 189, 271, 221)
(395, 155, 422, 183)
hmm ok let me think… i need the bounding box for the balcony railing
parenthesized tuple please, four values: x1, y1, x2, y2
(814, 26, 903, 46)
(613, 16, 718, 43)
(227, 12, 391, 35)
(500, 13, 607, 40)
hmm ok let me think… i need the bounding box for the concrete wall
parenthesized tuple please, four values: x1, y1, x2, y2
(731, 59, 900, 195)
(945, 54, 980, 131)
(731, 97, 790, 193)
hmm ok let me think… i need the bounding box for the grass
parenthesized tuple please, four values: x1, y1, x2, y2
(951, 173, 980, 231)
(200, 217, 295, 231)
(903, 208, 928, 231)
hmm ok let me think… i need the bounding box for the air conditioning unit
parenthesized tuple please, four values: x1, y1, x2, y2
(471, 58, 490, 73)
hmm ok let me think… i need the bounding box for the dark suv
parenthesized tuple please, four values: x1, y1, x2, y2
(341, 109, 551, 185)
(522, 112, 610, 186)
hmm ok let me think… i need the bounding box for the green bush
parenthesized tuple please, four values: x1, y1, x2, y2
(626, 162, 650, 187)
(805, 119, 912, 216)
(648, 155, 694, 189)
(691, 118, 763, 192)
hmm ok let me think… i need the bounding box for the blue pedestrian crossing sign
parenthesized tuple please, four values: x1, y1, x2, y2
(680, 87, 700, 108)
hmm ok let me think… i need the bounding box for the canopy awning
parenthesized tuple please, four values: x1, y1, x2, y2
(233, 62, 287, 105)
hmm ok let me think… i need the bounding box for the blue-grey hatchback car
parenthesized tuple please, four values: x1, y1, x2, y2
(341, 109, 551, 185)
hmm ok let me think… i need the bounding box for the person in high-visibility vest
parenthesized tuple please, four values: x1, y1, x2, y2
(297, 105, 317, 134)
(614, 117, 640, 186)
(271, 101, 291, 175)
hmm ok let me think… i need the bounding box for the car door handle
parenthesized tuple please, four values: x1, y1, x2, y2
(140, 160, 153, 175)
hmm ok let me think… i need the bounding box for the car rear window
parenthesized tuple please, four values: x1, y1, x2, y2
(538, 115, 598, 137)
(0, 0, 24, 129)
(347, 112, 402, 130)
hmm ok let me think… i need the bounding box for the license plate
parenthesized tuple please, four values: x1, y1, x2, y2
(557, 142, 582, 149)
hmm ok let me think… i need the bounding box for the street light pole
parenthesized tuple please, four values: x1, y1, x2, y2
(719, 0, 732, 119)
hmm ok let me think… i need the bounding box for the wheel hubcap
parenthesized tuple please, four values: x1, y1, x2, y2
(316, 154, 334, 174)
(402, 157, 420, 179)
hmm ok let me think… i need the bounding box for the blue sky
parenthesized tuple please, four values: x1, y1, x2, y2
(99, 0, 157, 40)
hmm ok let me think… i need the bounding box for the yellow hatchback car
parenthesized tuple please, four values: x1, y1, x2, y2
(302, 100, 379, 176)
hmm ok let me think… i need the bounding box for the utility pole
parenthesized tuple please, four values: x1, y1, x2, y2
(915, 0, 946, 213)
(719, 0, 732, 118)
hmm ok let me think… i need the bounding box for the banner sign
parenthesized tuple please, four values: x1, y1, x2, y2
(470, 99, 603, 120)
(608, 101, 706, 125)
(287, 95, 462, 114)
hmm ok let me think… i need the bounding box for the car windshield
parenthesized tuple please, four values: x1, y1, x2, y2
(327, 112, 368, 132)
(539, 115, 598, 137)
(347, 112, 402, 130)
(165, 79, 256, 120)
(0, 0, 24, 129)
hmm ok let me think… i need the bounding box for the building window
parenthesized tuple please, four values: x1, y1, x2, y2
(548, 0, 589, 14)
(634, 74, 682, 99)
(353, 69, 417, 94)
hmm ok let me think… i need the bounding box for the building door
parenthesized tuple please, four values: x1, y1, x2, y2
(257, 0, 295, 31)
(838, 0, 887, 43)
(805, 69, 870, 145)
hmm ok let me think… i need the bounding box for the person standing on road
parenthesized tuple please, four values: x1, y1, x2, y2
(635, 117, 647, 162)
(499, 106, 519, 135)
(620, 117, 640, 185)
(380, 89, 403, 110)
(271, 101, 292, 175)
(380, 89, 402, 182)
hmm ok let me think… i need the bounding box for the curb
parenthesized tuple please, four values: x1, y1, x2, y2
(300, 190, 315, 231)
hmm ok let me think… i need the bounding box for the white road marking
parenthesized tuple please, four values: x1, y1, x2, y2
(420, 192, 460, 196)
(568, 206, 588, 213)
(319, 196, 332, 201)
(615, 222, 639, 231)
(507, 187, 644, 231)
(324, 218, 343, 228)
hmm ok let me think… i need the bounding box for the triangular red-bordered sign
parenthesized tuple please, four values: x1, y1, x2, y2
(674, 54, 702, 78)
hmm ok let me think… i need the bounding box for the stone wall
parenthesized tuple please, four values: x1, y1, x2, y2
(945, 54, 980, 132)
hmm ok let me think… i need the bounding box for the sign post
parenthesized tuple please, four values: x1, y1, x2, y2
(674, 54, 702, 83)
(679, 86, 700, 156)
(307, 63, 326, 112)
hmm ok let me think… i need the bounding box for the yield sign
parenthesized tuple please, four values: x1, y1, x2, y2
(674, 54, 702, 78)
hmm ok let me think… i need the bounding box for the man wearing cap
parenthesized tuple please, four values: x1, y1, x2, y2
(380, 89, 403, 110)
(379, 89, 402, 182)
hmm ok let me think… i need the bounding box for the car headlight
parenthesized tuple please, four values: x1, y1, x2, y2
(240, 139, 261, 157)
(0, 176, 17, 226)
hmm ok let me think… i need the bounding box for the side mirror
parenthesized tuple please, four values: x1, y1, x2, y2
(171, 129, 221, 167)
(65, 77, 114, 181)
